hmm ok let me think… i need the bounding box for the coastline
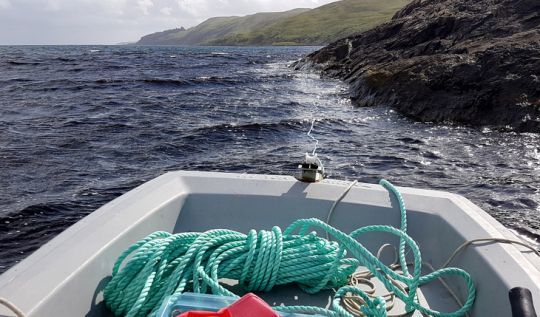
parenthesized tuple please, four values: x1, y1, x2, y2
(294, 0, 540, 133)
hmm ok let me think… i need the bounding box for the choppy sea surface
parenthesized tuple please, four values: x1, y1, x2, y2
(0, 45, 539, 273)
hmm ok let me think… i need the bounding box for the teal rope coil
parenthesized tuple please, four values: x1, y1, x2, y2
(103, 179, 476, 317)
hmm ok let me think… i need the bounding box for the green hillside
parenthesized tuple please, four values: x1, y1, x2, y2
(137, 9, 309, 45)
(137, 0, 410, 46)
(209, 0, 410, 45)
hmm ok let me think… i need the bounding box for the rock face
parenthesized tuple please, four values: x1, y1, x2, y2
(296, 0, 540, 132)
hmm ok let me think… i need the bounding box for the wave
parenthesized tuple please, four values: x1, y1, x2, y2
(142, 78, 191, 86)
(183, 118, 353, 142)
(2, 75, 245, 91)
(93, 76, 241, 87)
(54, 57, 78, 62)
(191, 76, 240, 85)
(1, 78, 33, 83)
(94, 79, 124, 84)
(191, 116, 366, 134)
(396, 137, 425, 145)
(513, 227, 540, 244)
(4, 202, 72, 218)
(0, 201, 97, 273)
(67, 67, 85, 72)
(191, 119, 306, 134)
(6, 60, 42, 66)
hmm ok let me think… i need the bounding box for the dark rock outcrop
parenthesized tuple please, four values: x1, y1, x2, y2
(295, 0, 540, 132)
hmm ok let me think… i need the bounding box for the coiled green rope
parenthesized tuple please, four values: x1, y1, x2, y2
(103, 180, 476, 317)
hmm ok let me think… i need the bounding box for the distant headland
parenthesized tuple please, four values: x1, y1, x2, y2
(136, 0, 409, 46)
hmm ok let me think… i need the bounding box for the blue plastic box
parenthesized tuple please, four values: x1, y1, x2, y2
(155, 292, 324, 317)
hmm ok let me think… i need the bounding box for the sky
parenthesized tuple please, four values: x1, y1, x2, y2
(0, 0, 339, 45)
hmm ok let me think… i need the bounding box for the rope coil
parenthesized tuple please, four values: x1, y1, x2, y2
(103, 180, 477, 317)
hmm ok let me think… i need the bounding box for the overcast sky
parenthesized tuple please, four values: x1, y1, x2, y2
(0, 0, 339, 45)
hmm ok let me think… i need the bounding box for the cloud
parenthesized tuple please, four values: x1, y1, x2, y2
(45, 0, 62, 11)
(160, 6, 172, 15)
(176, 0, 209, 18)
(137, 0, 153, 15)
(0, 0, 338, 44)
(89, 0, 128, 16)
(0, 0, 11, 9)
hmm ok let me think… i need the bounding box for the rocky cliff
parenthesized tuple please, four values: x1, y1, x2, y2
(296, 0, 540, 132)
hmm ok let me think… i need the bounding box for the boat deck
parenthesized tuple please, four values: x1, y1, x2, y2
(1, 171, 539, 316)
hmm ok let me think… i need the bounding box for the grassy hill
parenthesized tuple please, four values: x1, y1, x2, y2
(137, 0, 410, 46)
(137, 9, 309, 45)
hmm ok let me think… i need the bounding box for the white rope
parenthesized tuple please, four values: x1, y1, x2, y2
(376, 243, 398, 266)
(344, 263, 417, 317)
(441, 237, 540, 268)
(421, 261, 471, 317)
(325, 180, 358, 239)
(0, 298, 26, 317)
(307, 118, 319, 156)
(343, 237, 539, 317)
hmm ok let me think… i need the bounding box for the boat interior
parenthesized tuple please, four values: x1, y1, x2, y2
(0, 171, 539, 317)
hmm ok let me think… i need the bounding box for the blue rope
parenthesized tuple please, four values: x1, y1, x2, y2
(103, 179, 476, 317)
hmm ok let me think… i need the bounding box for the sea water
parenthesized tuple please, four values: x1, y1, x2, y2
(0, 45, 538, 273)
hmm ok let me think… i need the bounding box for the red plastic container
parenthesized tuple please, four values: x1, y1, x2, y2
(176, 293, 279, 317)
